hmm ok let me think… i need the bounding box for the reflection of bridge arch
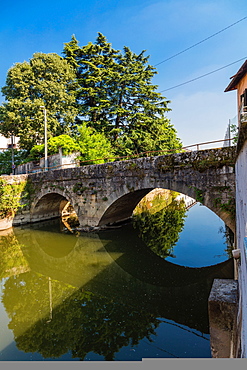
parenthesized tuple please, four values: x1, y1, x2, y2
(12, 223, 233, 334)
(99, 224, 234, 287)
(14, 222, 233, 289)
(13, 226, 120, 287)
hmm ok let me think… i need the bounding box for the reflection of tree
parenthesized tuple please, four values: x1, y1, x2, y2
(0, 231, 29, 279)
(1, 217, 234, 360)
(2, 273, 76, 338)
(133, 198, 187, 259)
(134, 189, 179, 216)
(219, 225, 234, 258)
(2, 273, 160, 361)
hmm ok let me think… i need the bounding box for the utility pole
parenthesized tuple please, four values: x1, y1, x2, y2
(40, 106, 48, 171)
(228, 119, 231, 147)
(11, 135, 15, 174)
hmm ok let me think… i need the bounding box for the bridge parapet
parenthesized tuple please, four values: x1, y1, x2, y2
(2, 146, 236, 231)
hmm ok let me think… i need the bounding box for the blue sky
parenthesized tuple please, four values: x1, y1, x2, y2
(1, 0, 247, 145)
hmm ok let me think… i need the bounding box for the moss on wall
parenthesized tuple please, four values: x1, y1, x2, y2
(0, 178, 27, 218)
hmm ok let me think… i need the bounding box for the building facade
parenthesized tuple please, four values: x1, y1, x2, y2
(225, 60, 247, 357)
(0, 134, 19, 151)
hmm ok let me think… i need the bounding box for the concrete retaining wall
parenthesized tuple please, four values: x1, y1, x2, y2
(15, 149, 80, 174)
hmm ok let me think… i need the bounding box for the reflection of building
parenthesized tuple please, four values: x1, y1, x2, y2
(175, 193, 196, 209)
(224, 59, 247, 358)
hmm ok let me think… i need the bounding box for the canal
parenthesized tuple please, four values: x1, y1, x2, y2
(0, 192, 234, 361)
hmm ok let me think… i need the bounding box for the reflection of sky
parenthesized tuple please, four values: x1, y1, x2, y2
(0, 341, 79, 361)
(166, 203, 228, 267)
(0, 294, 14, 353)
(112, 318, 210, 360)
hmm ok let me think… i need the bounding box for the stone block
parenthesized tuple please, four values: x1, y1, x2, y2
(208, 278, 238, 358)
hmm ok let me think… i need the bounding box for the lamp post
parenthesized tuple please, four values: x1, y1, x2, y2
(40, 106, 48, 171)
(11, 134, 15, 174)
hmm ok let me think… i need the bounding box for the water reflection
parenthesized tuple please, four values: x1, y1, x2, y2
(3, 273, 161, 361)
(0, 213, 233, 360)
(133, 195, 187, 258)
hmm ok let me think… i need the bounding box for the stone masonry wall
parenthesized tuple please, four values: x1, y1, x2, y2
(11, 147, 236, 232)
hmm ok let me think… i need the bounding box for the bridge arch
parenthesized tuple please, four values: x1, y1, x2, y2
(98, 188, 154, 226)
(12, 147, 235, 232)
(98, 183, 234, 232)
(30, 191, 79, 224)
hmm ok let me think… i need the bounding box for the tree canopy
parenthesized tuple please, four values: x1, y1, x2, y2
(0, 149, 28, 175)
(0, 53, 78, 151)
(26, 125, 114, 165)
(76, 122, 114, 164)
(63, 33, 182, 155)
(0, 34, 182, 158)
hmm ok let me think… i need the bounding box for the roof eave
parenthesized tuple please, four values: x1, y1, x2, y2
(224, 60, 247, 92)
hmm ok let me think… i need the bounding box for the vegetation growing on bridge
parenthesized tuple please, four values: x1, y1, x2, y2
(190, 187, 204, 203)
(0, 177, 38, 220)
(156, 147, 236, 174)
(212, 186, 236, 219)
(190, 184, 235, 220)
(72, 183, 89, 195)
(0, 178, 27, 218)
(214, 197, 236, 218)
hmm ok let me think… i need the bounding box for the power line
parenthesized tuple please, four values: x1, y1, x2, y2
(154, 16, 247, 67)
(143, 340, 179, 358)
(157, 318, 210, 341)
(159, 56, 247, 93)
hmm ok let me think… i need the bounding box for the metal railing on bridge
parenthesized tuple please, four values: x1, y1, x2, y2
(15, 137, 236, 174)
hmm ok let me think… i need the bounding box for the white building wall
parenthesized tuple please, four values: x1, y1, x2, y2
(235, 140, 247, 357)
(0, 134, 19, 150)
(0, 134, 9, 149)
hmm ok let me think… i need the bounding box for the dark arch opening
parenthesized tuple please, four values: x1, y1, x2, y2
(98, 188, 154, 226)
(98, 188, 195, 227)
(98, 188, 234, 269)
(31, 192, 79, 229)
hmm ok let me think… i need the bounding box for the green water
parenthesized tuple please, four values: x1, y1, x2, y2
(0, 203, 233, 361)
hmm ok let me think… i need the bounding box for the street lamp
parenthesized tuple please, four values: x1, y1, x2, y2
(40, 106, 48, 171)
(11, 134, 15, 174)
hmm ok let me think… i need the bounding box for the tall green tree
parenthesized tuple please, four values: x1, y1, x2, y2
(63, 33, 119, 130)
(63, 33, 182, 156)
(0, 53, 78, 151)
(76, 122, 114, 164)
(0, 149, 28, 175)
(109, 46, 181, 155)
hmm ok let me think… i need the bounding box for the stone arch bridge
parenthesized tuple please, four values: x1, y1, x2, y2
(10, 146, 236, 232)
